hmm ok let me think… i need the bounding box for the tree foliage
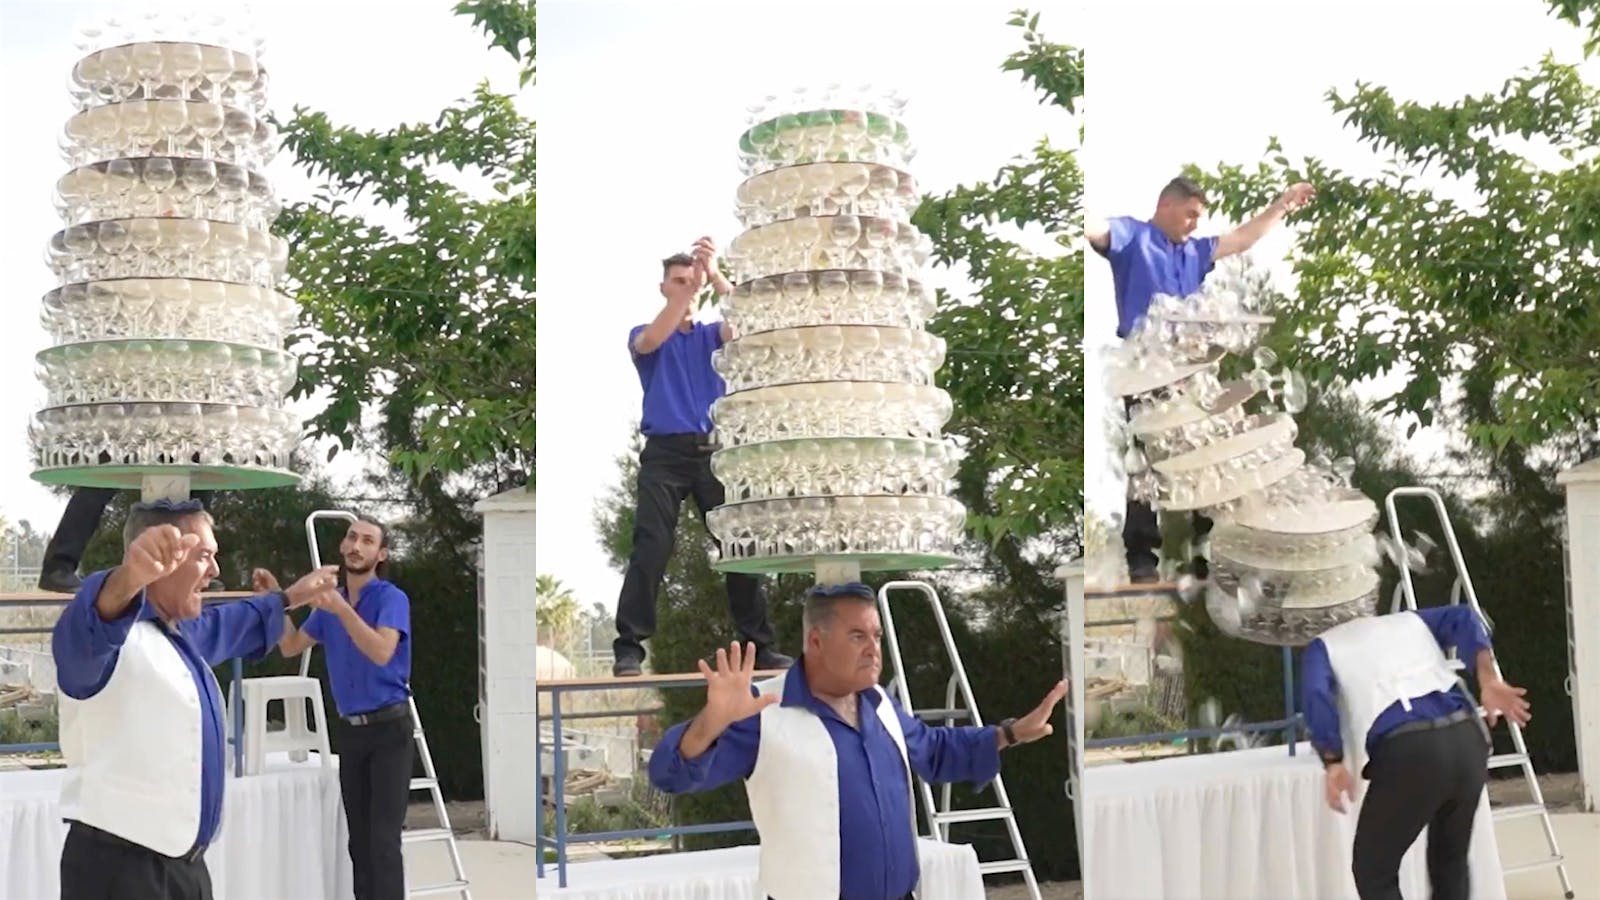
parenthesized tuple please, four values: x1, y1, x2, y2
(1183, 2, 1600, 461)
(274, 0, 534, 485)
(913, 10, 1083, 552)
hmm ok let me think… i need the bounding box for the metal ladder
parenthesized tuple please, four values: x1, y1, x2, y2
(877, 581, 1042, 900)
(304, 510, 472, 899)
(1383, 487, 1574, 899)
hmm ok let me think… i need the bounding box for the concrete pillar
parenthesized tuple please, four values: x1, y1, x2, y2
(1556, 457, 1600, 813)
(1055, 560, 1087, 869)
(474, 486, 538, 840)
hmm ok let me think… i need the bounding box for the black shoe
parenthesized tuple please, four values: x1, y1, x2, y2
(612, 652, 644, 678)
(1129, 564, 1161, 585)
(1190, 556, 1210, 580)
(754, 646, 794, 670)
(38, 567, 83, 594)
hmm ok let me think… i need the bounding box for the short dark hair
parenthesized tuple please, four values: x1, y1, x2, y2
(661, 252, 696, 280)
(1159, 176, 1208, 204)
(802, 582, 877, 633)
(124, 502, 213, 550)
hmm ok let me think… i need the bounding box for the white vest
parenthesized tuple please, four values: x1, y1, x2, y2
(744, 676, 915, 900)
(59, 619, 213, 856)
(1320, 612, 1463, 779)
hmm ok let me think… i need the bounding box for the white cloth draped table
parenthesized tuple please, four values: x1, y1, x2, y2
(1084, 743, 1505, 899)
(0, 753, 354, 900)
(541, 837, 984, 899)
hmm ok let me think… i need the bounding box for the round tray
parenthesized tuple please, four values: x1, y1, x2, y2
(1160, 313, 1277, 326)
(1153, 414, 1295, 476)
(1229, 493, 1379, 536)
(1161, 448, 1305, 512)
(1209, 530, 1378, 573)
(739, 109, 909, 155)
(33, 462, 298, 490)
(1129, 380, 1258, 437)
(714, 550, 961, 575)
(1104, 357, 1212, 398)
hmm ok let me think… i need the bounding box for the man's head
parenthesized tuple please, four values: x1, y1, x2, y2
(659, 252, 701, 317)
(1152, 176, 1208, 242)
(339, 515, 390, 576)
(802, 582, 882, 694)
(124, 499, 218, 621)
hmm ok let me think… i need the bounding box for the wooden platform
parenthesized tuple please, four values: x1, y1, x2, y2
(537, 670, 788, 692)
(1086, 581, 1181, 598)
(0, 590, 257, 606)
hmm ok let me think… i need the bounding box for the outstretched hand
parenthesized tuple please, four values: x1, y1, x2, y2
(1006, 679, 1070, 746)
(1278, 181, 1315, 213)
(251, 568, 281, 594)
(1481, 677, 1531, 728)
(1324, 762, 1358, 813)
(121, 525, 203, 589)
(697, 641, 780, 729)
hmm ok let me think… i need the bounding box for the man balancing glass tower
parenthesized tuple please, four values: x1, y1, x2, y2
(33, 18, 306, 896)
(636, 88, 1064, 900)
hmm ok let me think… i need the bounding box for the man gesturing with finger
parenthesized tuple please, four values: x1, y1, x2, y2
(1303, 605, 1531, 900)
(649, 582, 1068, 900)
(50, 498, 341, 900)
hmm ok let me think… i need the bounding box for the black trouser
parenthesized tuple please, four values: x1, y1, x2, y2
(43, 487, 218, 573)
(60, 820, 211, 900)
(1353, 718, 1488, 900)
(339, 713, 415, 900)
(1121, 399, 1211, 571)
(614, 434, 775, 659)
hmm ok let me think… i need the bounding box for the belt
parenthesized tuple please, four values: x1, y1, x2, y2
(72, 820, 206, 863)
(1383, 708, 1474, 741)
(343, 701, 410, 726)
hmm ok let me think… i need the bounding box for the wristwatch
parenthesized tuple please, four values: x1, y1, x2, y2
(999, 718, 1019, 748)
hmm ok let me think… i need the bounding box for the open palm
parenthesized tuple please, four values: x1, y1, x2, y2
(699, 642, 779, 727)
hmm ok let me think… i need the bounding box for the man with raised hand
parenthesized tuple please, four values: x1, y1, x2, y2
(649, 582, 1068, 900)
(612, 235, 791, 677)
(51, 498, 339, 900)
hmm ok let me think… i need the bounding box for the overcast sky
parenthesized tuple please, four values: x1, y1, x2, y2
(0, 0, 526, 556)
(537, 0, 1076, 612)
(1083, 0, 1590, 526)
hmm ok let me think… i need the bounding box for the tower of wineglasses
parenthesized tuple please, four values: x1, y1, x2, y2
(704, 89, 965, 581)
(1105, 263, 1382, 645)
(31, 13, 301, 498)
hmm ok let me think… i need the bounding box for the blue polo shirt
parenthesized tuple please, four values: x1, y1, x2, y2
(628, 321, 726, 436)
(303, 578, 411, 717)
(53, 569, 286, 849)
(1096, 216, 1219, 337)
(650, 659, 1001, 900)
(1302, 606, 1490, 764)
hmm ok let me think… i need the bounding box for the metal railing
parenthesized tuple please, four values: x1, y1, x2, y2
(0, 590, 256, 774)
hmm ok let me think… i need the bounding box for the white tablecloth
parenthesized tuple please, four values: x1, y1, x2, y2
(1084, 743, 1505, 899)
(541, 838, 984, 899)
(0, 754, 354, 900)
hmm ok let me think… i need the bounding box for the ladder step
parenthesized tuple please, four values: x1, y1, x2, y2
(408, 880, 470, 897)
(931, 807, 1013, 824)
(1493, 803, 1548, 822)
(409, 777, 438, 791)
(1487, 753, 1527, 769)
(977, 859, 1033, 875)
(913, 708, 972, 722)
(402, 828, 455, 844)
(1501, 856, 1565, 875)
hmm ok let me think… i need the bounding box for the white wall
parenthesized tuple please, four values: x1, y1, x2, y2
(476, 487, 538, 841)
(1558, 459, 1600, 813)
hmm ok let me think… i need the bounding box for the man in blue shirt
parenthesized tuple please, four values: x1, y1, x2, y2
(1087, 176, 1314, 583)
(272, 515, 412, 900)
(649, 583, 1069, 900)
(613, 237, 790, 677)
(51, 498, 339, 900)
(1302, 605, 1532, 899)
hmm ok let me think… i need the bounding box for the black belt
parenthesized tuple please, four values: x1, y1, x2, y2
(1383, 708, 1474, 741)
(343, 701, 409, 726)
(71, 820, 206, 863)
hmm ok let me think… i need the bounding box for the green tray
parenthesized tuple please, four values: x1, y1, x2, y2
(739, 108, 909, 155)
(33, 463, 299, 490)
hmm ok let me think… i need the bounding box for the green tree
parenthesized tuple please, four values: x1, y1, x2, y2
(537, 573, 580, 648)
(274, 0, 534, 486)
(1183, 1, 1599, 461)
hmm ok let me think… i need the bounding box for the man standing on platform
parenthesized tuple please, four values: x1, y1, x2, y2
(612, 236, 791, 678)
(272, 516, 413, 900)
(648, 582, 1068, 900)
(1087, 177, 1315, 583)
(1304, 605, 1532, 900)
(51, 499, 339, 900)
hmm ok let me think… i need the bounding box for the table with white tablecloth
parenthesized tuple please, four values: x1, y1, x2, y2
(1084, 743, 1506, 899)
(0, 753, 354, 900)
(543, 837, 985, 899)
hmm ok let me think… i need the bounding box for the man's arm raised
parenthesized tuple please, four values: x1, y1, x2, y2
(1214, 182, 1314, 260)
(632, 295, 693, 356)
